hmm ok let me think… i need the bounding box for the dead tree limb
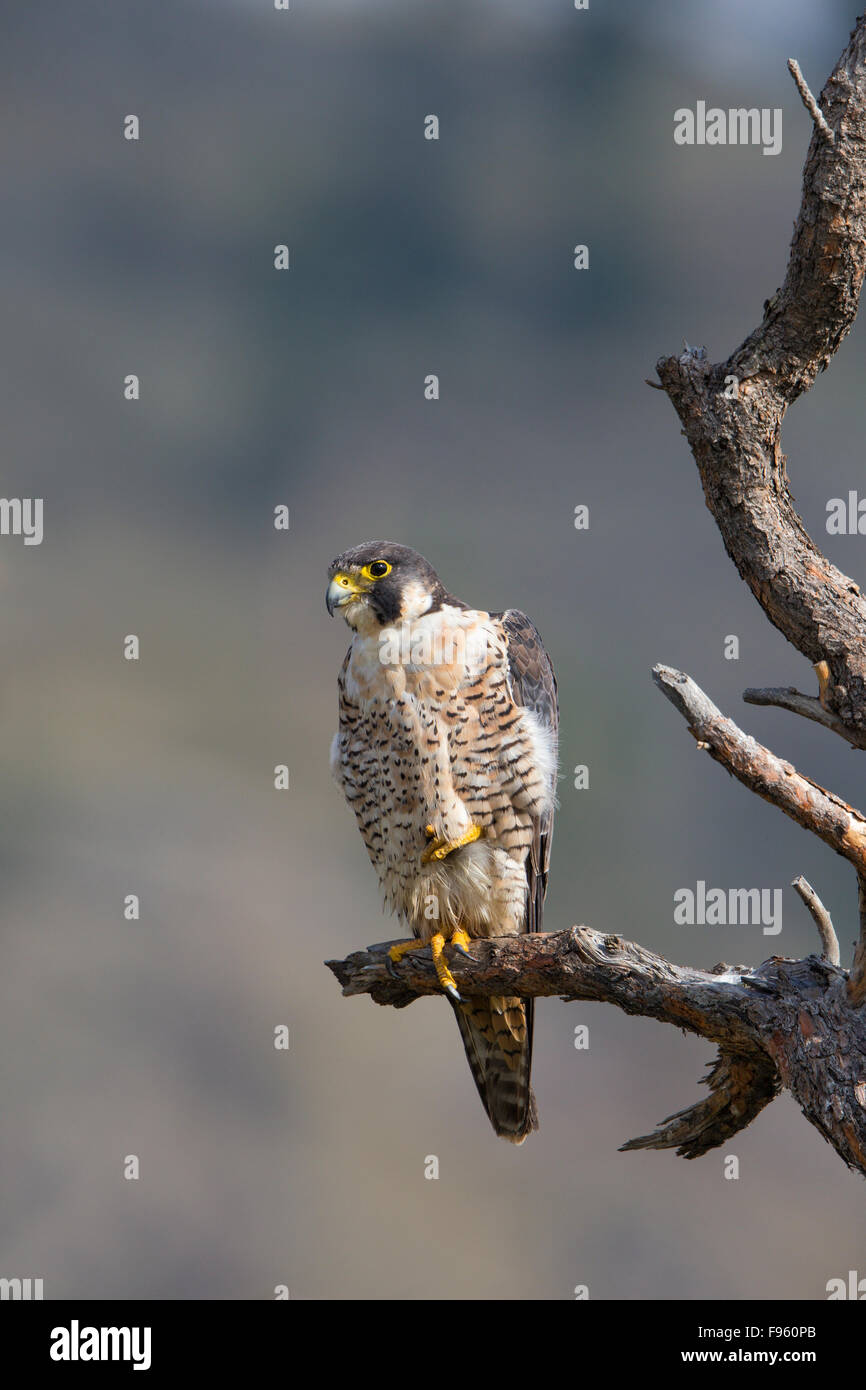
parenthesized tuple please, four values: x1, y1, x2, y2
(656, 17, 866, 741)
(326, 914, 864, 1168)
(652, 666, 866, 873)
(651, 12, 866, 1017)
(792, 875, 841, 965)
(787, 57, 835, 142)
(742, 683, 860, 746)
(330, 923, 777, 1033)
(646, 11, 866, 1164)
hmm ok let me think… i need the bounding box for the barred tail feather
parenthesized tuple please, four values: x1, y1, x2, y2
(453, 995, 538, 1143)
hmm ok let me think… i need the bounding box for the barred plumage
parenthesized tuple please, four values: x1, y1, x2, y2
(328, 543, 558, 1141)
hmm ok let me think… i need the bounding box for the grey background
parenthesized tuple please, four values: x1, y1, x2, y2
(1, 0, 864, 1299)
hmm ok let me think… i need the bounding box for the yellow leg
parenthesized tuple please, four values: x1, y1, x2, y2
(421, 822, 483, 864)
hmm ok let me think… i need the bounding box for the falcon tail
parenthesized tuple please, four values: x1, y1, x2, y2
(452, 995, 538, 1143)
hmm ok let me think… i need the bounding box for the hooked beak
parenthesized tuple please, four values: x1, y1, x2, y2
(326, 571, 364, 616)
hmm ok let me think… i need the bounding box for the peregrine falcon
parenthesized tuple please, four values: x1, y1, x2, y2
(327, 542, 558, 1142)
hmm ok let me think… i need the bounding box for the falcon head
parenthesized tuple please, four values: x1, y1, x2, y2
(326, 542, 449, 629)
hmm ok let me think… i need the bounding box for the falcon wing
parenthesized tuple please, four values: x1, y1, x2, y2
(497, 607, 559, 935)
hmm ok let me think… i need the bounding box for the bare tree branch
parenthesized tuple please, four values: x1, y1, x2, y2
(653, 666, 866, 877)
(656, 18, 866, 738)
(788, 57, 835, 141)
(653, 14, 866, 1023)
(792, 874, 841, 965)
(620, 1050, 781, 1160)
(326, 924, 866, 1170)
(742, 685, 860, 746)
(329, 926, 766, 1044)
(655, 666, 866, 1003)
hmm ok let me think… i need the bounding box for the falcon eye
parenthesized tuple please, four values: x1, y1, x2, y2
(364, 560, 391, 579)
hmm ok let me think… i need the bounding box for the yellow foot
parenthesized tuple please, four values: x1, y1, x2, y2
(387, 938, 427, 967)
(450, 926, 473, 955)
(421, 822, 483, 864)
(387, 927, 475, 1004)
(430, 932, 462, 1002)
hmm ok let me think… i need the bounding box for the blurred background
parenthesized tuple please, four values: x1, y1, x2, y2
(1, 0, 865, 1300)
